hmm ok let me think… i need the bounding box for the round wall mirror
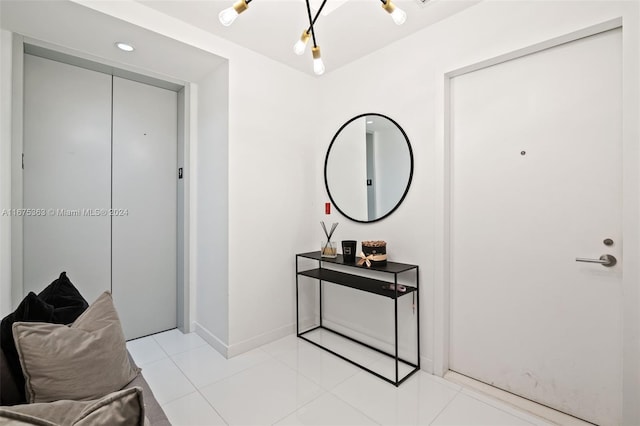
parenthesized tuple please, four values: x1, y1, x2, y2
(324, 113, 414, 223)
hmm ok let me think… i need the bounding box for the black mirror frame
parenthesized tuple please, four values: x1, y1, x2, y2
(324, 113, 414, 223)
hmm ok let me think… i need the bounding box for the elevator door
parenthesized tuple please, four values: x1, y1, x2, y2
(23, 54, 177, 339)
(23, 54, 111, 305)
(112, 76, 177, 339)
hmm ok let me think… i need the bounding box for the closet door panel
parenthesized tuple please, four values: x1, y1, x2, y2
(112, 77, 177, 339)
(23, 54, 111, 304)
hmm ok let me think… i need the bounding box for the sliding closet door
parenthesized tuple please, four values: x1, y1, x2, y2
(112, 77, 177, 339)
(23, 54, 111, 304)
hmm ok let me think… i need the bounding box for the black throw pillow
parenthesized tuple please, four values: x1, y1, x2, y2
(38, 271, 89, 325)
(0, 272, 89, 404)
(0, 292, 54, 403)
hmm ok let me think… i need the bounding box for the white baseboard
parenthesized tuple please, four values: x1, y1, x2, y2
(194, 318, 432, 373)
(322, 318, 419, 361)
(184, 321, 195, 334)
(298, 316, 317, 333)
(194, 322, 228, 357)
(304, 318, 433, 374)
(444, 371, 591, 426)
(421, 356, 434, 374)
(322, 317, 424, 369)
(194, 321, 296, 359)
(227, 323, 294, 358)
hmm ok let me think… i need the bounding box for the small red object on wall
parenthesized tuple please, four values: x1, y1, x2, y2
(325, 202, 331, 215)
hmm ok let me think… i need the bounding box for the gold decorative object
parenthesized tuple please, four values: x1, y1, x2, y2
(361, 240, 387, 265)
(357, 252, 374, 267)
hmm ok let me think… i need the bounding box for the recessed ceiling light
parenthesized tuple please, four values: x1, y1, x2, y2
(115, 42, 135, 52)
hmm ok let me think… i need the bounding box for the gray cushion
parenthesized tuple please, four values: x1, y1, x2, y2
(0, 272, 89, 404)
(12, 292, 139, 403)
(0, 386, 145, 425)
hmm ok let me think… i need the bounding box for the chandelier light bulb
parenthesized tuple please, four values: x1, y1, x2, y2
(382, 0, 407, 26)
(219, 0, 248, 26)
(313, 58, 325, 75)
(312, 46, 325, 75)
(390, 7, 407, 25)
(293, 31, 311, 56)
(219, 7, 239, 26)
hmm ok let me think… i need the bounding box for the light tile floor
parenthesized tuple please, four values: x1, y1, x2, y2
(127, 329, 555, 426)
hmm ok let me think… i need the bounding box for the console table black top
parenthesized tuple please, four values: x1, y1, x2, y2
(297, 251, 418, 274)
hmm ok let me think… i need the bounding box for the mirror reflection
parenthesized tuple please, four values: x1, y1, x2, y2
(324, 113, 413, 223)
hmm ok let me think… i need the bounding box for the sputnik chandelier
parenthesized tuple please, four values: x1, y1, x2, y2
(218, 0, 407, 75)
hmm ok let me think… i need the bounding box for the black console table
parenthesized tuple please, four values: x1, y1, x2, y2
(295, 251, 420, 386)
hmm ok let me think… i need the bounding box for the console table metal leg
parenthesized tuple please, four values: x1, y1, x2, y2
(318, 258, 324, 328)
(416, 266, 420, 369)
(296, 256, 300, 336)
(394, 273, 399, 386)
(319, 280, 323, 327)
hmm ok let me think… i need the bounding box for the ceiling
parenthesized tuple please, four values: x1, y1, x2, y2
(0, 0, 226, 84)
(0, 0, 479, 79)
(138, 0, 480, 75)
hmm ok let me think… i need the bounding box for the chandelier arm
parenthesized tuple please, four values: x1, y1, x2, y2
(304, 0, 318, 47)
(309, 0, 328, 29)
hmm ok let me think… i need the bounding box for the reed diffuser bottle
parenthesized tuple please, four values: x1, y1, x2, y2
(320, 221, 338, 258)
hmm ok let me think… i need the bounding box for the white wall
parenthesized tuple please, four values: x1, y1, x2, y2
(623, 3, 640, 422)
(225, 50, 318, 355)
(315, 0, 639, 407)
(0, 30, 12, 316)
(193, 53, 320, 355)
(193, 62, 230, 351)
(70, 1, 319, 355)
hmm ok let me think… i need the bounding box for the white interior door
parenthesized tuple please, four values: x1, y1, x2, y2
(112, 77, 177, 340)
(23, 54, 111, 304)
(450, 28, 622, 425)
